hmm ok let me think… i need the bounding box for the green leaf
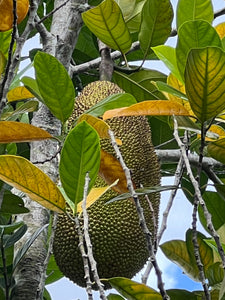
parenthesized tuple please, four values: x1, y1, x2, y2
(138, 0, 173, 56)
(0, 221, 24, 235)
(45, 254, 63, 285)
(107, 277, 162, 299)
(186, 229, 214, 273)
(9, 62, 33, 90)
(4, 224, 27, 249)
(176, 0, 214, 29)
(161, 239, 199, 281)
(85, 93, 137, 118)
(177, 20, 222, 81)
(107, 185, 177, 202)
(0, 31, 13, 58)
(21, 76, 44, 103)
(43, 288, 52, 300)
(167, 289, 198, 300)
(198, 191, 225, 232)
(113, 71, 159, 100)
(123, 0, 145, 34)
(185, 47, 225, 123)
(205, 262, 224, 287)
(152, 45, 183, 83)
(107, 293, 125, 300)
(82, 0, 132, 54)
(129, 69, 167, 99)
(13, 223, 49, 272)
(59, 121, 100, 214)
(1, 101, 39, 121)
(73, 25, 99, 64)
(155, 81, 188, 100)
(0, 286, 5, 300)
(161, 229, 214, 281)
(34, 52, 75, 123)
(0, 191, 29, 214)
(208, 138, 225, 165)
(220, 275, 225, 300)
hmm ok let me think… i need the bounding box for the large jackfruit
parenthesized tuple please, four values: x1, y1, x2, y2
(53, 81, 160, 289)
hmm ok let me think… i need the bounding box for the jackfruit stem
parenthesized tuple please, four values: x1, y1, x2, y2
(98, 40, 114, 82)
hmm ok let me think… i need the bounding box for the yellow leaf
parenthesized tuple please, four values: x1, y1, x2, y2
(103, 100, 190, 120)
(0, 0, 29, 32)
(77, 114, 110, 138)
(167, 73, 186, 105)
(198, 124, 225, 141)
(99, 150, 135, 194)
(0, 121, 53, 143)
(108, 277, 162, 300)
(77, 114, 122, 145)
(215, 22, 225, 39)
(0, 155, 65, 213)
(7, 86, 34, 102)
(76, 180, 119, 213)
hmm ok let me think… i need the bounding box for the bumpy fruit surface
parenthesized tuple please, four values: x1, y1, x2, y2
(53, 81, 160, 289)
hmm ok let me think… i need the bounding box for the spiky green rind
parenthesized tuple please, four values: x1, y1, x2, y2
(53, 81, 160, 289)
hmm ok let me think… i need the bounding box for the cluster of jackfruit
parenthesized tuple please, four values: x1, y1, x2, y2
(53, 81, 160, 289)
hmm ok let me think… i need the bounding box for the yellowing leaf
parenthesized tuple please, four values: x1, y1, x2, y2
(82, 0, 132, 54)
(0, 0, 29, 32)
(7, 86, 34, 102)
(200, 124, 225, 141)
(0, 121, 53, 143)
(99, 150, 134, 194)
(77, 114, 110, 138)
(167, 73, 186, 104)
(185, 47, 225, 123)
(103, 100, 190, 120)
(215, 22, 225, 39)
(76, 180, 119, 213)
(208, 138, 225, 165)
(0, 155, 65, 213)
(108, 277, 162, 300)
(77, 114, 122, 145)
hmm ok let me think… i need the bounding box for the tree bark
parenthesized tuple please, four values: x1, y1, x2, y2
(12, 1, 86, 299)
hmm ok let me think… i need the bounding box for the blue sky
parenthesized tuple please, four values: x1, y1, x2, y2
(19, 0, 225, 299)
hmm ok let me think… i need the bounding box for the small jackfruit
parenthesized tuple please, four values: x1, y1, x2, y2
(53, 81, 160, 289)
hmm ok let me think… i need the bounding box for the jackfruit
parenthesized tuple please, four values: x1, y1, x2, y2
(53, 81, 160, 289)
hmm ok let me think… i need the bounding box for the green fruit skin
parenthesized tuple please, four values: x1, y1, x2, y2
(53, 81, 160, 289)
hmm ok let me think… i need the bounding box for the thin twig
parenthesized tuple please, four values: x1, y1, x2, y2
(0, 0, 40, 114)
(37, 0, 71, 24)
(157, 156, 184, 244)
(82, 173, 107, 300)
(174, 117, 225, 268)
(67, 213, 94, 300)
(108, 129, 169, 300)
(173, 117, 210, 298)
(142, 156, 184, 284)
(173, 117, 225, 299)
(0, 0, 18, 114)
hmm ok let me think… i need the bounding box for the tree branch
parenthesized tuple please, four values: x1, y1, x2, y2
(82, 173, 107, 299)
(108, 129, 169, 300)
(70, 41, 140, 75)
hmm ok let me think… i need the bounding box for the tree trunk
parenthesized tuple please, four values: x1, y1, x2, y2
(12, 1, 86, 299)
